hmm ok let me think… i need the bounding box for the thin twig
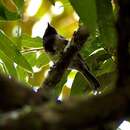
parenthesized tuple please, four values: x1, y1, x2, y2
(21, 47, 44, 54)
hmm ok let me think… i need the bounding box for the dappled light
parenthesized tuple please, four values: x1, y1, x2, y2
(119, 121, 130, 130)
(51, 1, 64, 15)
(32, 14, 51, 37)
(12, 25, 21, 36)
(0, 0, 130, 130)
(26, 0, 42, 16)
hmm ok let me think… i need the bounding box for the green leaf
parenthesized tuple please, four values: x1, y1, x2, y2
(86, 48, 111, 74)
(69, 0, 97, 34)
(13, 0, 24, 12)
(16, 66, 29, 84)
(36, 51, 50, 68)
(0, 30, 33, 72)
(21, 34, 43, 48)
(97, 58, 115, 76)
(89, 48, 111, 62)
(24, 52, 37, 67)
(98, 72, 116, 90)
(0, 1, 20, 20)
(96, 0, 117, 49)
(0, 50, 18, 78)
(0, 62, 5, 74)
(28, 64, 49, 87)
(53, 70, 70, 98)
(81, 35, 103, 58)
(48, 0, 55, 5)
(71, 72, 91, 96)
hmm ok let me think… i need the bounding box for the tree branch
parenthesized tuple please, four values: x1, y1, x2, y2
(0, 87, 130, 130)
(116, 0, 130, 88)
(0, 74, 47, 112)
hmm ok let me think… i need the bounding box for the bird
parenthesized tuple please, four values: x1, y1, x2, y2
(43, 23, 100, 91)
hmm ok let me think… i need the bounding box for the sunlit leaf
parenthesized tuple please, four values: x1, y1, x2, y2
(0, 30, 32, 72)
(16, 66, 28, 84)
(35, 51, 50, 68)
(0, 0, 20, 20)
(21, 34, 43, 48)
(97, 58, 115, 76)
(61, 84, 71, 100)
(28, 64, 49, 86)
(60, 70, 77, 100)
(81, 35, 103, 58)
(1, 0, 18, 12)
(0, 50, 18, 78)
(71, 72, 91, 96)
(23, 52, 37, 67)
(86, 48, 111, 73)
(13, 0, 24, 12)
(35, 0, 51, 18)
(53, 70, 70, 98)
(0, 62, 5, 74)
(69, 0, 97, 34)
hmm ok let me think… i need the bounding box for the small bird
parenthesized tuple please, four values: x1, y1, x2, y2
(43, 23, 100, 91)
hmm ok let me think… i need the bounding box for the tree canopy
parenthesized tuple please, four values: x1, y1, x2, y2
(0, 0, 130, 130)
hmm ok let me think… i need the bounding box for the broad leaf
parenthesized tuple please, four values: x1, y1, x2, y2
(86, 48, 111, 74)
(0, 50, 18, 78)
(53, 70, 70, 99)
(81, 35, 103, 59)
(69, 0, 97, 34)
(71, 72, 91, 96)
(60, 70, 77, 100)
(13, 0, 24, 12)
(98, 72, 116, 90)
(96, 0, 117, 49)
(16, 66, 29, 84)
(97, 58, 115, 76)
(0, 30, 32, 72)
(35, 51, 50, 68)
(0, 0, 20, 20)
(21, 34, 43, 48)
(24, 52, 37, 67)
(0, 60, 7, 74)
(28, 64, 49, 86)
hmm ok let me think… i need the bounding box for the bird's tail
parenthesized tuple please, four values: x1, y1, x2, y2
(72, 54, 100, 91)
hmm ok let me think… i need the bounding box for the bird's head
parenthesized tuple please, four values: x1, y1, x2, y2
(43, 23, 57, 38)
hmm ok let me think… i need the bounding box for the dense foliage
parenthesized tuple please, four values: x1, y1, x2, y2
(0, 0, 116, 96)
(0, 0, 130, 130)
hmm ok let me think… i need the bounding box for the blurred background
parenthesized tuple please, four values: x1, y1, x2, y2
(0, 0, 79, 38)
(0, 1, 130, 129)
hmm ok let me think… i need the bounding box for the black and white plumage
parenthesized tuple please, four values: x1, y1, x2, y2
(43, 23, 100, 91)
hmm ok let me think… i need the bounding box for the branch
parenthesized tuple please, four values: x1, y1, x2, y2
(0, 74, 48, 112)
(116, 0, 130, 88)
(21, 48, 44, 54)
(0, 87, 130, 130)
